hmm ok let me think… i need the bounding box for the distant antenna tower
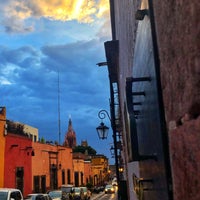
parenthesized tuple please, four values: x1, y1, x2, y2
(57, 67, 61, 145)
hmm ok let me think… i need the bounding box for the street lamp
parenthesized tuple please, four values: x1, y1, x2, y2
(96, 110, 110, 140)
(96, 109, 120, 195)
(119, 166, 124, 173)
(96, 122, 109, 139)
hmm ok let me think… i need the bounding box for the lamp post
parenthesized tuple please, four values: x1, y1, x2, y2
(96, 109, 120, 199)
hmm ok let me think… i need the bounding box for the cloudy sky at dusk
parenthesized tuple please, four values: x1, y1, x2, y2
(0, 0, 115, 163)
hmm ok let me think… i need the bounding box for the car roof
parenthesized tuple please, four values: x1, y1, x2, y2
(61, 184, 73, 187)
(0, 188, 21, 192)
(48, 190, 61, 193)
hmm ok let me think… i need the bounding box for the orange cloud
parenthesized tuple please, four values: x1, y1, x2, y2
(5, 0, 109, 23)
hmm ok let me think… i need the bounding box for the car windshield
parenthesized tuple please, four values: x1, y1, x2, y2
(81, 187, 87, 192)
(105, 185, 113, 188)
(0, 192, 8, 200)
(25, 194, 39, 200)
(61, 187, 72, 193)
(74, 188, 80, 192)
(48, 191, 61, 198)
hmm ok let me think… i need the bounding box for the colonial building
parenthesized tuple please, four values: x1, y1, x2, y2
(1, 109, 74, 197)
(91, 155, 109, 186)
(0, 107, 6, 187)
(73, 152, 86, 186)
(4, 133, 32, 195)
(1, 109, 106, 197)
(32, 143, 73, 193)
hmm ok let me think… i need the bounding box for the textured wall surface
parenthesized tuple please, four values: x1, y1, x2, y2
(153, 0, 200, 122)
(153, 1, 200, 200)
(170, 117, 200, 200)
(113, 0, 200, 199)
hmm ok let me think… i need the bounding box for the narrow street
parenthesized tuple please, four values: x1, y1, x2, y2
(91, 192, 117, 200)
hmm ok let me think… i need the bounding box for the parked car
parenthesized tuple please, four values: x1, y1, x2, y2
(104, 185, 115, 194)
(25, 193, 52, 200)
(61, 184, 74, 200)
(73, 187, 80, 200)
(0, 188, 23, 200)
(47, 190, 61, 200)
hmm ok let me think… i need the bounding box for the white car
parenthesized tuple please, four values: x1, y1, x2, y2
(0, 188, 23, 200)
(47, 190, 61, 200)
(25, 193, 52, 200)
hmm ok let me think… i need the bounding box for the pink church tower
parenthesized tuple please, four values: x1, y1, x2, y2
(63, 118, 77, 148)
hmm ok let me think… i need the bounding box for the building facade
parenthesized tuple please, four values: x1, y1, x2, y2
(91, 155, 109, 186)
(103, 0, 200, 200)
(0, 107, 6, 187)
(32, 143, 74, 193)
(1, 109, 108, 197)
(4, 134, 32, 196)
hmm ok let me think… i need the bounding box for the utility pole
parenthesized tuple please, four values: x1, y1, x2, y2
(57, 67, 61, 145)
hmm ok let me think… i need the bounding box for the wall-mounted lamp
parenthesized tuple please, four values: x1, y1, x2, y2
(119, 166, 124, 173)
(20, 146, 35, 156)
(96, 110, 111, 140)
(59, 163, 62, 169)
(10, 144, 19, 148)
(26, 146, 33, 150)
(135, 9, 149, 20)
(96, 122, 109, 139)
(31, 150, 35, 156)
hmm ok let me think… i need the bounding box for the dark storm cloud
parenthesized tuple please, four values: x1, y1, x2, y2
(1, 38, 110, 146)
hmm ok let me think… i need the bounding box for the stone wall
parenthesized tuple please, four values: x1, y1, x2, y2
(153, 1, 200, 200)
(153, 0, 200, 122)
(170, 117, 200, 200)
(112, 0, 200, 199)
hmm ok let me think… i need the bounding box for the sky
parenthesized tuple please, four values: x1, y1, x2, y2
(0, 0, 115, 164)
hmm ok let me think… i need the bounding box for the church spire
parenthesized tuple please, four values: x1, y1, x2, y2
(68, 118, 73, 131)
(63, 117, 77, 148)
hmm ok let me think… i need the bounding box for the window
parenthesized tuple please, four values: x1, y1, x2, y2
(67, 169, 71, 184)
(34, 176, 40, 193)
(62, 170, 65, 184)
(11, 191, 23, 200)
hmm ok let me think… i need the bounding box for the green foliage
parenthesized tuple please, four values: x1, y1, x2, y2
(73, 145, 96, 155)
(40, 137, 45, 143)
(7, 120, 25, 135)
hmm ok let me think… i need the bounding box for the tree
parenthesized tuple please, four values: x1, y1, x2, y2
(7, 120, 25, 135)
(73, 145, 97, 155)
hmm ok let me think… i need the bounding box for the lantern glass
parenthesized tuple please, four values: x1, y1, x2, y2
(96, 122, 109, 139)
